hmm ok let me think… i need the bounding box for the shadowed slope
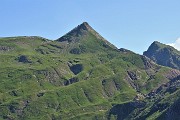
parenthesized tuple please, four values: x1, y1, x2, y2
(144, 41, 180, 69)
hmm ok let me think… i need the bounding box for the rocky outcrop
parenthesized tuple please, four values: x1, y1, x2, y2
(64, 77, 79, 86)
(118, 48, 132, 53)
(18, 55, 32, 63)
(146, 69, 180, 98)
(166, 98, 180, 120)
(127, 71, 138, 80)
(144, 41, 180, 69)
(69, 64, 83, 75)
(141, 55, 155, 69)
(70, 48, 81, 54)
(165, 69, 180, 80)
(0, 46, 13, 52)
(108, 101, 146, 120)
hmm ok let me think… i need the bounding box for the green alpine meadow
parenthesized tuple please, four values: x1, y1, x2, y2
(0, 22, 179, 120)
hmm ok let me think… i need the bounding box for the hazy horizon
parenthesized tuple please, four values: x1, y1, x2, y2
(1, 0, 180, 54)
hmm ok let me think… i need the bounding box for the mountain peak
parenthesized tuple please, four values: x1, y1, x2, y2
(147, 41, 175, 52)
(56, 22, 117, 49)
(144, 41, 166, 54)
(151, 41, 163, 47)
(56, 22, 93, 42)
(79, 22, 92, 30)
(152, 41, 160, 45)
(73, 22, 93, 32)
(144, 41, 180, 69)
(82, 22, 89, 26)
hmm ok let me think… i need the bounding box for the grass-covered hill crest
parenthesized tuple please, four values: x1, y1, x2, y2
(0, 22, 179, 120)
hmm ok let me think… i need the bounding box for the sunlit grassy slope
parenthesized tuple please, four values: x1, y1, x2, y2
(0, 22, 179, 120)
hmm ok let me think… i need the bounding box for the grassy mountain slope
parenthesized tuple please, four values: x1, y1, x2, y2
(0, 23, 179, 120)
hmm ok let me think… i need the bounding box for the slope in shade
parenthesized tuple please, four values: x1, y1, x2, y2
(144, 41, 180, 69)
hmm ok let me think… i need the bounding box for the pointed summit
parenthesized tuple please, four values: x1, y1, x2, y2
(144, 41, 180, 69)
(144, 41, 162, 54)
(150, 41, 165, 48)
(144, 41, 174, 57)
(56, 22, 117, 49)
(78, 22, 93, 31)
(57, 22, 94, 42)
(69, 22, 93, 33)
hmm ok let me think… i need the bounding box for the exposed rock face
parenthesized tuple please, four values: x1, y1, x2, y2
(70, 48, 81, 54)
(144, 41, 180, 69)
(18, 55, 32, 63)
(146, 69, 180, 98)
(118, 48, 132, 53)
(69, 64, 83, 75)
(64, 77, 79, 86)
(37, 93, 44, 97)
(0, 46, 13, 52)
(165, 69, 180, 80)
(127, 71, 138, 80)
(166, 98, 180, 120)
(141, 55, 155, 69)
(108, 101, 146, 120)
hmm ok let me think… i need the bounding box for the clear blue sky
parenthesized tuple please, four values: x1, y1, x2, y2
(1, 0, 180, 54)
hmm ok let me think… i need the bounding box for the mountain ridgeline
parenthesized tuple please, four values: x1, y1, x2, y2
(144, 41, 180, 69)
(0, 22, 179, 120)
(57, 22, 117, 54)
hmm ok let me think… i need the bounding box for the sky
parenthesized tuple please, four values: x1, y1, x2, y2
(1, 0, 180, 54)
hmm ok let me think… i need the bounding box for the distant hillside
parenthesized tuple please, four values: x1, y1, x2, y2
(0, 23, 179, 120)
(144, 41, 180, 69)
